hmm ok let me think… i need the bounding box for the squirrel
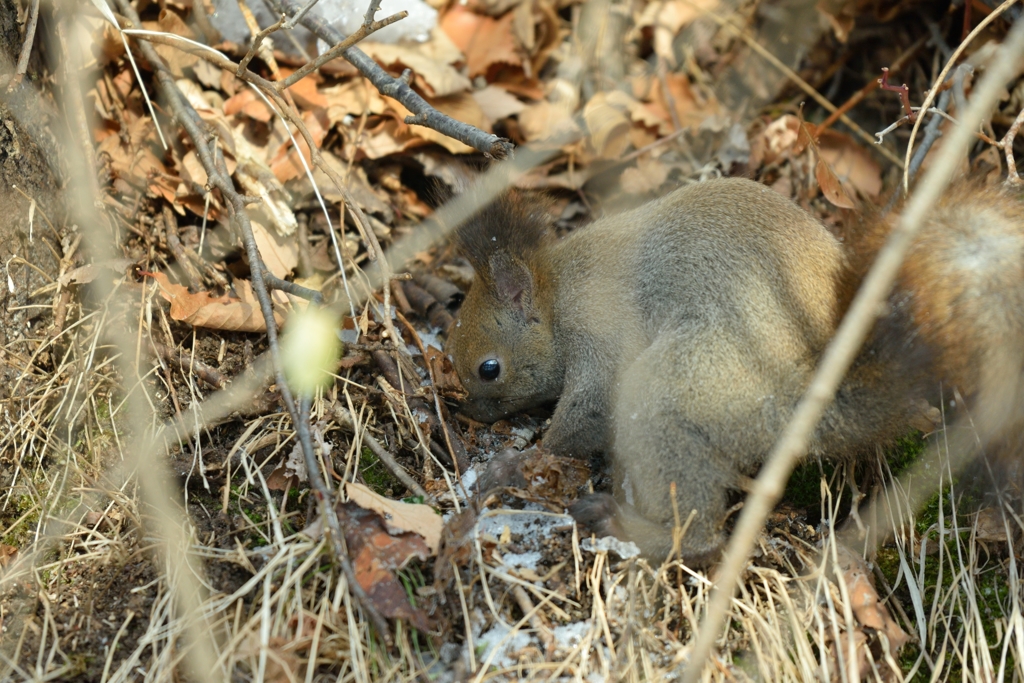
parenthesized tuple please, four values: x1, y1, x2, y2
(445, 177, 1024, 564)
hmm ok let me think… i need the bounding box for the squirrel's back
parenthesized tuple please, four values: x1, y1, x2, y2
(550, 178, 845, 364)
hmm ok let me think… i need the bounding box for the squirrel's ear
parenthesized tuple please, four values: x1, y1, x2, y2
(489, 252, 537, 320)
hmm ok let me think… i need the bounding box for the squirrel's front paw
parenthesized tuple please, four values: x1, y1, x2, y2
(474, 447, 533, 494)
(569, 493, 625, 539)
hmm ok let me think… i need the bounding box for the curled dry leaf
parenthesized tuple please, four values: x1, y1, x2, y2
(345, 482, 442, 554)
(440, 5, 522, 79)
(146, 271, 283, 333)
(645, 71, 718, 132)
(583, 92, 632, 159)
(0, 543, 17, 568)
(818, 129, 882, 199)
(831, 542, 910, 680)
(758, 114, 802, 164)
(424, 345, 468, 401)
(816, 157, 856, 209)
(973, 507, 1010, 543)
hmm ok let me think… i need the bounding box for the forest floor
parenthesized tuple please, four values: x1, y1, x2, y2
(1, 0, 1023, 681)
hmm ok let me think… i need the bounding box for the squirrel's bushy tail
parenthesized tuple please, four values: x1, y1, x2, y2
(818, 183, 1024, 465)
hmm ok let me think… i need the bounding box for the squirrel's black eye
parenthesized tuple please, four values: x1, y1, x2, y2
(478, 359, 501, 381)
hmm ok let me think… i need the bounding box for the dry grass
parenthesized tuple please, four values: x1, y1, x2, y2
(2, 298, 1023, 682)
(1, 2, 1023, 682)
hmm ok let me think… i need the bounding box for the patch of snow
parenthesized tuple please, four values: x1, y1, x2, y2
(581, 536, 640, 559)
(473, 623, 536, 670)
(477, 510, 574, 543)
(500, 550, 542, 569)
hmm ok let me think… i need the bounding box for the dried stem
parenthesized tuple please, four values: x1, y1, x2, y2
(902, 0, 1021, 191)
(237, 15, 285, 75)
(14, 0, 40, 80)
(1002, 107, 1024, 186)
(264, 0, 515, 159)
(112, 0, 393, 644)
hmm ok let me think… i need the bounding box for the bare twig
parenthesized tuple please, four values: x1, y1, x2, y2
(330, 400, 428, 499)
(277, 9, 406, 90)
(1001, 107, 1024, 186)
(13, 0, 40, 82)
(237, 15, 285, 75)
(903, 0, 1021, 191)
(298, 393, 393, 641)
(907, 92, 952, 182)
(264, 0, 515, 159)
(878, 67, 916, 122)
(817, 36, 928, 135)
(284, 0, 325, 30)
(682, 0, 905, 168)
(112, 0, 393, 644)
(681, 17, 1024, 683)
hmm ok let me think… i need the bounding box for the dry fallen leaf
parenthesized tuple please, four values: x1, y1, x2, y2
(583, 92, 632, 159)
(472, 84, 526, 126)
(621, 156, 670, 195)
(345, 482, 442, 554)
(424, 345, 468, 401)
(518, 99, 577, 142)
(285, 74, 328, 110)
(250, 220, 299, 280)
(146, 271, 283, 333)
(318, 500, 434, 630)
(818, 129, 882, 199)
(440, 6, 522, 79)
(816, 157, 856, 209)
(224, 89, 273, 123)
(638, 0, 719, 65)
(0, 543, 17, 568)
(832, 542, 910, 675)
(362, 42, 472, 98)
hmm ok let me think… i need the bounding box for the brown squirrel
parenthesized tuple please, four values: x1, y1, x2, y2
(445, 177, 1024, 564)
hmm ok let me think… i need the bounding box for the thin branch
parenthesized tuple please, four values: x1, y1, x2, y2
(902, 0, 1020, 191)
(298, 393, 393, 640)
(237, 15, 285, 76)
(112, 0, 393, 645)
(277, 10, 407, 90)
(330, 401, 429, 499)
(1001, 107, 1024, 186)
(264, 0, 515, 159)
(284, 0, 323, 30)
(681, 16, 1024, 683)
(682, 0, 905, 169)
(13, 0, 40, 80)
(817, 35, 928, 135)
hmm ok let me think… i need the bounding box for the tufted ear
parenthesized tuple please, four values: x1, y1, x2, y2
(453, 190, 551, 274)
(489, 252, 538, 321)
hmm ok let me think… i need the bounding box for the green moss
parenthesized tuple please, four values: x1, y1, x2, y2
(360, 447, 398, 496)
(785, 458, 835, 511)
(1, 493, 39, 547)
